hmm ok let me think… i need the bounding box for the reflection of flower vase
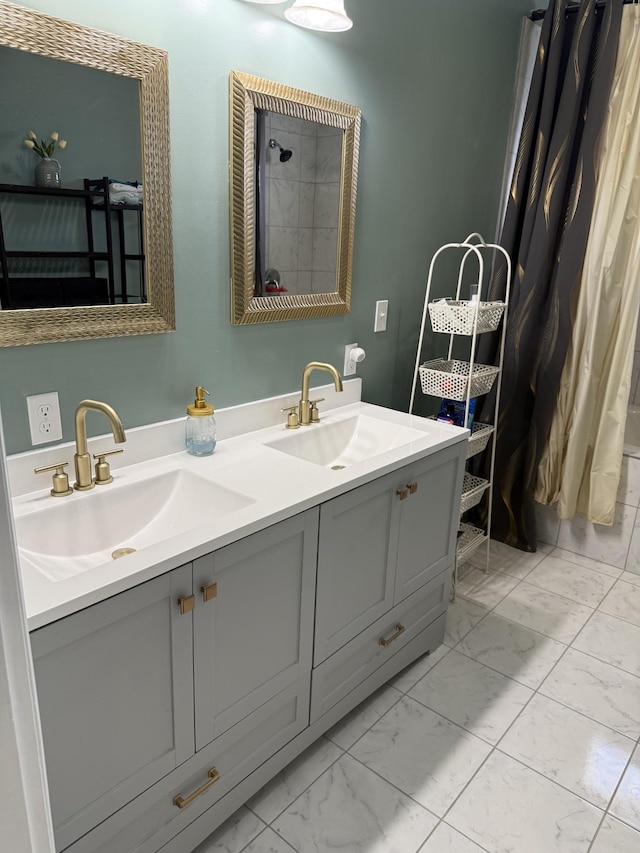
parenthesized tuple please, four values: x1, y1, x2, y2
(34, 157, 61, 188)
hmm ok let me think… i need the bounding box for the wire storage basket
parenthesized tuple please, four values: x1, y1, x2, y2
(466, 422, 494, 459)
(428, 300, 506, 335)
(419, 359, 500, 401)
(460, 473, 489, 514)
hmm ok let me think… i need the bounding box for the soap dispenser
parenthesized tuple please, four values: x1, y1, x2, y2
(186, 386, 216, 456)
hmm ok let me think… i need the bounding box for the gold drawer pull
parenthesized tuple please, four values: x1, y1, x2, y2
(201, 582, 218, 603)
(173, 767, 220, 809)
(407, 481, 418, 495)
(378, 624, 406, 647)
(396, 488, 408, 501)
(178, 595, 195, 615)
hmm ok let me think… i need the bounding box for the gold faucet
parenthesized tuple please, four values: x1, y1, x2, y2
(299, 362, 343, 426)
(73, 400, 126, 491)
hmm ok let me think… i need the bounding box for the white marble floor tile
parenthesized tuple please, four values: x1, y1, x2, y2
(455, 567, 519, 608)
(590, 815, 640, 853)
(497, 693, 634, 808)
(619, 570, 640, 585)
(418, 822, 487, 852)
(550, 547, 622, 579)
(525, 555, 617, 607)
(246, 737, 342, 824)
(456, 612, 567, 688)
(444, 598, 488, 647)
(598, 579, 640, 627)
(240, 828, 296, 853)
(408, 648, 532, 745)
(540, 649, 640, 738)
(470, 539, 551, 579)
(493, 581, 593, 644)
(272, 753, 438, 853)
(573, 611, 640, 677)
(349, 696, 491, 817)
(556, 502, 637, 570)
(388, 644, 450, 693)
(446, 751, 602, 853)
(610, 746, 640, 832)
(324, 684, 402, 750)
(194, 807, 266, 853)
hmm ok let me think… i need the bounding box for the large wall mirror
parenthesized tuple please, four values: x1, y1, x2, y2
(0, 1, 174, 346)
(230, 70, 361, 325)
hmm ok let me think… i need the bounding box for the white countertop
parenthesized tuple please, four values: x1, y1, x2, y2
(10, 387, 467, 631)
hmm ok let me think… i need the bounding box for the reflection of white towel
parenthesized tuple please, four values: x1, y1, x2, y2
(92, 181, 143, 205)
(108, 182, 143, 205)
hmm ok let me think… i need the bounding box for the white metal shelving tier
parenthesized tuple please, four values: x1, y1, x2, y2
(409, 233, 511, 594)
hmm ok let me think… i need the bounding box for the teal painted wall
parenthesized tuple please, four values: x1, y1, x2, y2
(0, 0, 534, 454)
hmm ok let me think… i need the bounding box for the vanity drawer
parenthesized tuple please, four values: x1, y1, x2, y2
(65, 679, 310, 853)
(310, 569, 450, 723)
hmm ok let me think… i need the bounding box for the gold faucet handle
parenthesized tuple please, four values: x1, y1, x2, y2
(281, 405, 300, 430)
(309, 398, 325, 423)
(92, 448, 124, 485)
(34, 462, 73, 497)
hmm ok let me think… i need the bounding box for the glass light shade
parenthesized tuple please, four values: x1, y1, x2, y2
(240, 1, 287, 4)
(285, 0, 353, 32)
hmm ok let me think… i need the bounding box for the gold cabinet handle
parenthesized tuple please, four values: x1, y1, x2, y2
(178, 595, 195, 615)
(396, 488, 408, 501)
(378, 624, 406, 647)
(173, 767, 220, 809)
(201, 583, 218, 603)
(407, 481, 418, 495)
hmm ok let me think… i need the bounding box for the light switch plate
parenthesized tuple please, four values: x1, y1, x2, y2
(374, 299, 388, 332)
(27, 391, 63, 445)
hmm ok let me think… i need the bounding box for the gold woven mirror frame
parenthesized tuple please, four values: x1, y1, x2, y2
(230, 70, 361, 325)
(0, 2, 174, 346)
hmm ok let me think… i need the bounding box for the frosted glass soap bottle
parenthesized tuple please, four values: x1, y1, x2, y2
(185, 386, 216, 456)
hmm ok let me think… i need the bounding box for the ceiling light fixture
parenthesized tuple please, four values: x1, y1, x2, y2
(240, 1, 288, 5)
(284, 0, 353, 32)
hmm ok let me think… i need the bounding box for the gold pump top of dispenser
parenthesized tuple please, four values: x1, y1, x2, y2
(187, 386, 214, 417)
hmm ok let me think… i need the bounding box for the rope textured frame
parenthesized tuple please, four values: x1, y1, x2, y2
(0, 1, 174, 346)
(230, 70, 361, 325)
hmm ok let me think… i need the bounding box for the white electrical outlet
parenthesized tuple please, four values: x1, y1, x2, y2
(27, 392, 63, 445)
(374, 299, 388, 332)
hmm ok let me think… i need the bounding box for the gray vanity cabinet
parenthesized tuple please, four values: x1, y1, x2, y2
(192, 509, 318, 751)
(30, 565, 194, 853)
(33, 510, 318, 853)
(314, 443, 465, 664)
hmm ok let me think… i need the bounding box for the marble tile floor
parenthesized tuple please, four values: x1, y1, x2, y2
(194, 542, 640, 853)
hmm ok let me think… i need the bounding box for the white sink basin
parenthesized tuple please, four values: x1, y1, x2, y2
(264, 414, 427, 468)
(15, 468, 254, 581)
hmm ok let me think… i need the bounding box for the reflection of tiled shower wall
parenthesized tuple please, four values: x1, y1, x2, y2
(264, 113, 341, 295)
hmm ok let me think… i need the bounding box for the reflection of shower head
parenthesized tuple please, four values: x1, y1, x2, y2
(269, 138, 293, 162)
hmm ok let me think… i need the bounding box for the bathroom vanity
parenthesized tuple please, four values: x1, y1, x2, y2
(12, 390, 466, 853)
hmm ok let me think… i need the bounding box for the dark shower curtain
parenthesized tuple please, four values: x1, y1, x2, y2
(480, 0, 623, 551)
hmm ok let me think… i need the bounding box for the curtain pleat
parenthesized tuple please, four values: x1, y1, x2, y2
(536, 5, 640, 524)
(477, 0, 623, 550)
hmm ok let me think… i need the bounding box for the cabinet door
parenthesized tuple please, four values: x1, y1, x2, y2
(193, 509, 318, 752)
(394, 441, 466, 603)
(314, 472, 400, 664)
(30, 565, 194, 852)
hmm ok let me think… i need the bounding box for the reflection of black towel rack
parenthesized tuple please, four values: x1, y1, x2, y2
(84, 178, 145, 305)
(0, 177, 145, 309)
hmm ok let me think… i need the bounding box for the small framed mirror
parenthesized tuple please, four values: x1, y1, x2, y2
(0, 1, 174, 346)
(230, 70, 361, 325)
